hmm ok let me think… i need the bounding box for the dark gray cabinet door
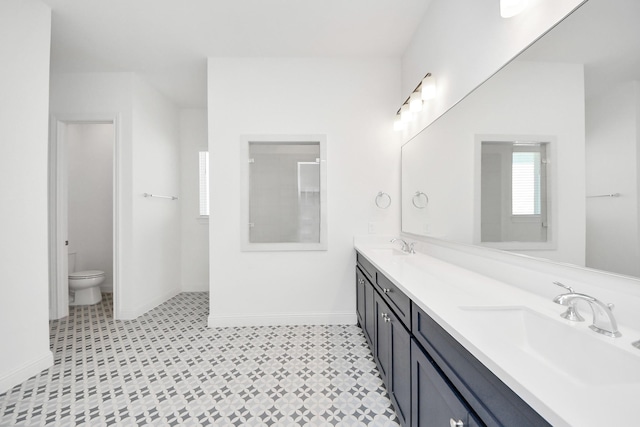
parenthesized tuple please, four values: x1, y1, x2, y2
(356, 267, 376, 347)
(411, 339, 481, 427)
(374, 292, 391, 383)
(356, 268, 367, 327)
(389, 306, 412, 427)
(375, 292, 411, 427)
(364, 276, 376, 347)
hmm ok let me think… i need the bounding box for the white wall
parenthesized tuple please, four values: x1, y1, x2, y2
(50, 72, 133, 319)
(0, 0, 53, 394)
(180, 109, 209, 291)
(400, 0, 586, 141)
(208, 57, 400, 326)
(50, 72, 181, 319)
(131, 75, 181, 311)
(402, 61, 586, 265)
(586, 81, 640, 276)
(66, 123, 114, 291)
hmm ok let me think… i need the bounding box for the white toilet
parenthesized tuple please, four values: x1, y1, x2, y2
(69, 270, 105, 305)
(68, 253, 104, 306)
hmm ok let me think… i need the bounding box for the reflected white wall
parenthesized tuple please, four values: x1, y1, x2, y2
(586, 81, 640, 276)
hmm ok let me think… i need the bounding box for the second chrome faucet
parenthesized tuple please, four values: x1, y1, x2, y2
(552, 281, 621, 338)
(390, 238, 416, 254)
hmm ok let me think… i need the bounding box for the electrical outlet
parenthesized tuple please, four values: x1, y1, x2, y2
(368, 222, 376, 234)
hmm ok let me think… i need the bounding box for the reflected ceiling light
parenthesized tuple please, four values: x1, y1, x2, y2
(420, 73, 436, 100)
(500, 0, 527, 18)
(409, 92, 423, 113)
(393, 72, 437, 131)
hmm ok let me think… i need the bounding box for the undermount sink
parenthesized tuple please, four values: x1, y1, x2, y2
(369, 248, 409, 257)
(458, 306, 640, 386)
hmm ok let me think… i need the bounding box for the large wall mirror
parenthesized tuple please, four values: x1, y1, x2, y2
(402, 0, 640, 278)
(241, 134, 327, 251)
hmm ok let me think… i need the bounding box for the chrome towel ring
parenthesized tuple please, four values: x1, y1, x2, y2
(412, 191, 428, 209)
(375, 191, 391, 209)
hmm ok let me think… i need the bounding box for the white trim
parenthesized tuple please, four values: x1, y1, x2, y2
(48, 114, 121, 320)
(117, 289, 181, 320)
(48, 118, 68, 320)
(208, 312, 357, 328)
(0, 351, 53, 395)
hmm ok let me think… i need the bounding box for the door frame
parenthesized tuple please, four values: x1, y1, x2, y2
(48, 114, 121, 320)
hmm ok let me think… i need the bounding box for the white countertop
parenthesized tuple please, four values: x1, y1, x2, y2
(354, 239, 640, 427)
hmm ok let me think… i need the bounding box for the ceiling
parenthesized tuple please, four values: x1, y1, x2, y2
(43, 0, 431, 108)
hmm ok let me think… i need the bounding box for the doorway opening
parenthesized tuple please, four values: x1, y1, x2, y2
(49, 116, 120, 320)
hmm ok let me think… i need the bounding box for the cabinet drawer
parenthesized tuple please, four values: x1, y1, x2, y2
(357, 252, 376, 282)
(376, 272, 411, 329)
(412, 303, 550, 427)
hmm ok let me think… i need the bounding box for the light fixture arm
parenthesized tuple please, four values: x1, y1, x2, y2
(395, 72, 432, 115)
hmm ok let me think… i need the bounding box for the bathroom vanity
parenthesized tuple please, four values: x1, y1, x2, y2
(355, 241, 640, 427)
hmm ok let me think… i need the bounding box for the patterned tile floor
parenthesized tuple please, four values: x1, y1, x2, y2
(0, 293, 399, 426)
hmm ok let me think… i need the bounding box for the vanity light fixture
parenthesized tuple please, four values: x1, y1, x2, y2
(400, 104, 412, 122)
(420, 74, 436, 100)
(394, 72, 436, 131)
(500, 0, 527, 18)
(393, 114, 406, 131)
(409, 92, 423, 113)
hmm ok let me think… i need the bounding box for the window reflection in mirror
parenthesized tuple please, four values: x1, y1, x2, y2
(479, 139, 552, 248)
(241, 135, 327, 251)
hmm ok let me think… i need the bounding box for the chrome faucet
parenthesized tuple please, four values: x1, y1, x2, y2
(390, 238, 415, 254)
(552, 282, 621, 338)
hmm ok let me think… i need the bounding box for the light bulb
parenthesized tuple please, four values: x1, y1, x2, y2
(421, 74, 436, 100)
(393, 115, 405, 131)
(500, 0, 527, 18)
(400, 104, 412, 122)
(409, 92, 423, 113)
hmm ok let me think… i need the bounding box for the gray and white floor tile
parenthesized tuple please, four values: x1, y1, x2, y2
(0, 293, 399, 426)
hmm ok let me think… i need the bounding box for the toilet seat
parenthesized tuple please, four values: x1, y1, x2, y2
(69, 270, 105, 280)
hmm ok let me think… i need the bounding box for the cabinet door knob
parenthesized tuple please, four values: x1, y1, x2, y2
(359, 279, 365, 285)
(449, 419, 464, 427)
(383, 288, 391, 293)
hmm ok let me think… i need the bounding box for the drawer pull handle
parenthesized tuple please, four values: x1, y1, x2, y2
(381, 313, 391, 322)
(449, 419, 464, 427)
(359, 279, 365, 285)
(383, 288, 391, 293)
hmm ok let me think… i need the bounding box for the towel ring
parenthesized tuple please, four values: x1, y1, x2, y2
(375, 191, 392, 209)
(412, 191, 428, 209)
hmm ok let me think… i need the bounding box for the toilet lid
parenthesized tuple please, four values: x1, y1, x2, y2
(69, 270, 105, 279)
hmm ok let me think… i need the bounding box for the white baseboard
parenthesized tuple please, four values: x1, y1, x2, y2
(208, 312, 357, 328)
(0, 351, 53, 395)
(116, 288, 180, 320)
